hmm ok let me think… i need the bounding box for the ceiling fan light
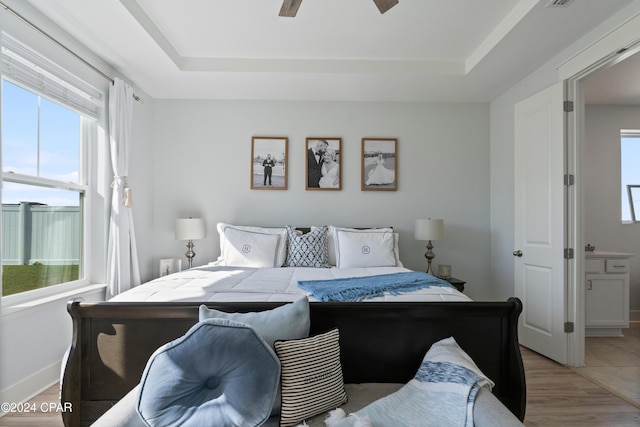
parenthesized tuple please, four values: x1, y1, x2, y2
(279, 0, 303, 17)
(373, 0, 399, 14)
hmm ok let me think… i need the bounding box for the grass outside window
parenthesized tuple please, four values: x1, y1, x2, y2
(2, 264, 79, 296)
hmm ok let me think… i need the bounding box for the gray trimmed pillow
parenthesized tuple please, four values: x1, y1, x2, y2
(220, 226, 282, 267)
(274, 328, 347, 427)
(284, 225, 329, 268)
(334, 229, 397, 268)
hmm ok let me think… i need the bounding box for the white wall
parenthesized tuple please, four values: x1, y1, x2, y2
(584, 105, 640, 311)
(0, 287, 104, 411)
(146, 100, 495, 300)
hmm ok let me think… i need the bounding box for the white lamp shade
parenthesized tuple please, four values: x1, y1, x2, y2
(414, 219, 444, 241)
(175, 218, 206, 240)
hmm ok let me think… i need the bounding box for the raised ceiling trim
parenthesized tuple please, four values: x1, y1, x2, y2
(558, 10, 640, 80)
(119, 0, 504, 76)
(466, 0, 538, 73)
(180, 57, 465, 75)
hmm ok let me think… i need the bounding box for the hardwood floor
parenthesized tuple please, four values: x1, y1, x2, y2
(521, 345, 640, 426)
(572, 326, 640, 407)
(0, 385, 63, 427)
(1, 341, 639, 426)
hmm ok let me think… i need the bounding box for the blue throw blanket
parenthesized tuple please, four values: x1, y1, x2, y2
(297, 272, 453, 302)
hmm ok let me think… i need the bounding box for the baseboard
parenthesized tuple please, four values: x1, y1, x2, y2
(630, 310, 640, 323)
(0, 359, 61, 418)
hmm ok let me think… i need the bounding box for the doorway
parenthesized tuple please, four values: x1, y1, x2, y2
(546, 13, 640, 367)
(543, 30, 640, 400)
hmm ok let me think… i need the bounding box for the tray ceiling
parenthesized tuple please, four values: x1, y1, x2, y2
(23, 0, 635, 102)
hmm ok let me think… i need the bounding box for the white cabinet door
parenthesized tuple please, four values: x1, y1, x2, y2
(585, 274, 629, 327)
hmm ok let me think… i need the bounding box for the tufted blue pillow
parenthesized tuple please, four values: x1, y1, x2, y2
(199, 297, 310, 416)
(285, 225, 329, 267)
(136, 318, 280, 427)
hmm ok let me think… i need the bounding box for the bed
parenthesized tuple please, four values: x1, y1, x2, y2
(110, 224, 472, 303)
(61, 299, 525, 427)
(60, 224, 525, 426)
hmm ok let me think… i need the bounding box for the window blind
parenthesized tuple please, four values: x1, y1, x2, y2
(0, 32, 103, 119)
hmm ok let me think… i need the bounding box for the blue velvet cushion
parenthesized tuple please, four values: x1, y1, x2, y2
(136, 318, 280, 427)
(198, 296, 310, 348)
(199, 297, 310, 418)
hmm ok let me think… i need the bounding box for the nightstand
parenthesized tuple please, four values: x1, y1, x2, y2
(443, 277, 466, 293)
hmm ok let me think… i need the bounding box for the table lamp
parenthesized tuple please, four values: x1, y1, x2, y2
(175, 217, 206, 269)
(414, 218, 444, 275)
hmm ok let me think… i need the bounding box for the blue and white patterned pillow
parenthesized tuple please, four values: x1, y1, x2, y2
(285, 225, 329, 268)
(330, 337, 494, 427)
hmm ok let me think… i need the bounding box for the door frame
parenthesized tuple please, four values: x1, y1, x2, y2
(559, 14, 640, 367)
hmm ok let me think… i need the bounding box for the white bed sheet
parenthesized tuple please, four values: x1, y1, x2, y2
(110, 265, 472, 303)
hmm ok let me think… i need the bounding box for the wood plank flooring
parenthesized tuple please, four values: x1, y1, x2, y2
(521, 345, 640, 426)
(0, 385, 63, 427)
(572, 327, 640, 407)
(1, 338, 639, 426)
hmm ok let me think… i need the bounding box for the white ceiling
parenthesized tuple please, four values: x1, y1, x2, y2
(23, 0, 636, 102)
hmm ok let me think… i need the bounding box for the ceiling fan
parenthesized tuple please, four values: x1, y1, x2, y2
(279, 0, 398, 17)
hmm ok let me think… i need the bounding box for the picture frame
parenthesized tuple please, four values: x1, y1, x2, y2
(306, 137, 342, 190)
(251, 136, 288, 190)
(361, 138, 397, 191)
(159, 258, 181, 277)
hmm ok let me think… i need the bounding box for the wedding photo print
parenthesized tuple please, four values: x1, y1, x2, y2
(306, 137, 341, 190)
(362, 138, 397, 191)
(251, 136, 287, 190)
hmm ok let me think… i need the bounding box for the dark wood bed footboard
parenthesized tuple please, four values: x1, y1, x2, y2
(61, 298, 525, 427)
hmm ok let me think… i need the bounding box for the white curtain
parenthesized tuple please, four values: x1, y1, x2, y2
(106, 78, 140, 298)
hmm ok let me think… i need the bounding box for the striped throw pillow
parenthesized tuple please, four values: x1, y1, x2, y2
(274, 329, 347, 427)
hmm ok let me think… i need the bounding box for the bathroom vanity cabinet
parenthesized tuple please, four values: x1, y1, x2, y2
(585, 251, 632, 337)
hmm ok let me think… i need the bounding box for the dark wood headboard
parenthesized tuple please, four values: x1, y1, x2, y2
(61, 298, 525, 427)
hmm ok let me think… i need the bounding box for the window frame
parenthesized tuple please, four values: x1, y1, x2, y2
(620, 130, 640, 224)
(0, 56, 103, 306)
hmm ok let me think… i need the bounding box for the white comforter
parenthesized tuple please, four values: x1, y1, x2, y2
(110, 265, 471, 303)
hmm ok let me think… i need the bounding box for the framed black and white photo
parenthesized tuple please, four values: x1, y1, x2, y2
(251, 136, 288, 190)
(159, 258, 181, 277)
(361, 138, 397, 191)
(306, 137, 342, 190)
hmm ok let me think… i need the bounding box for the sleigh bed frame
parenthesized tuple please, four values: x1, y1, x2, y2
(60, 298, 526, 427)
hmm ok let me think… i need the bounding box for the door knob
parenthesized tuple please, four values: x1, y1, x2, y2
(513, 250, 523, 257)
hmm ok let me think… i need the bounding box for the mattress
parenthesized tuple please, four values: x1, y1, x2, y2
(110, 265, 472, 303)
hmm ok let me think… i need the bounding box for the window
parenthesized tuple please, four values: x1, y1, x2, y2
(0, 32, 103, 300)
(620, 130, 640, 223)
(1, 80, 86, 297)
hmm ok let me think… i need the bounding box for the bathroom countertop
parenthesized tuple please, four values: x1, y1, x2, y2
(585, 250, 634, 258)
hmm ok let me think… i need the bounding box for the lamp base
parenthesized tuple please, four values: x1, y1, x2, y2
(424, 240, 435, 275)
(185, 240, 196, 269)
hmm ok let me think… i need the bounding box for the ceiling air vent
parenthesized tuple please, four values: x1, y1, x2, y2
(546, 0, 574, 7)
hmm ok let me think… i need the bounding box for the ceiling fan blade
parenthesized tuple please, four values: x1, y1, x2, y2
(279, 0, 303, 17)
(372, 0, 398, 14)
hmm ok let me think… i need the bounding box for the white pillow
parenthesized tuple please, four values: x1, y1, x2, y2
(217, 222, 287, 267)
(334, 229, 398, 268)
(328, 226, 402, 267)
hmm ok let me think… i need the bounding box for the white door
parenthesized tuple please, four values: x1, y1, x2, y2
(514, 83, 567, 364)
